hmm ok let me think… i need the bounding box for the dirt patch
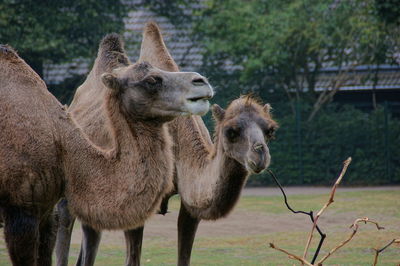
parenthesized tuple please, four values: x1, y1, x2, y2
(70, 186, 400, 246)
(242, 186, 400, 196)
(71, 208, 315, 247)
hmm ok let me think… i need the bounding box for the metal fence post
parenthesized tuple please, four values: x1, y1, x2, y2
(296, 100, 303, 183)
(384, 101, 390, 182)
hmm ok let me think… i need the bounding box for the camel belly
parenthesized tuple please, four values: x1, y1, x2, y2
(65, 157, 174, 230)
(67, 175, 172, 230)
(0, 128, 64, 212)
(0, 154, 64, 212)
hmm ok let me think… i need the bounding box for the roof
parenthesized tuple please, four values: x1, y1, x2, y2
(43, 1, 400, 93)
(313, 66, 400, 91)
(43, 1, 204, 85)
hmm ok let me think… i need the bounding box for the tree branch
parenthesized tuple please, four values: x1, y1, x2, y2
(302, 157, 352, 259)
(316, 217, 385, 265)
(372, 238, 400, 266)
(267, 169, 327, 264)
(269, 243, 313, 266)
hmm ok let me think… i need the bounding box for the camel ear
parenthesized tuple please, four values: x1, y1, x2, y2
(212, 104, 225, 122)
(138, 21, 179, 72)
(263, 103, 272, 113)
(101, 73, 121, 92)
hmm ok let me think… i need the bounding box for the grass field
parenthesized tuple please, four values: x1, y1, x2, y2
(0, 188, 399, 265)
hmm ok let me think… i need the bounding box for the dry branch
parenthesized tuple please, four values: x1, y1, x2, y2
(267, 169, 327, 264)
(269, 243, 313, 266)
(372, 238, 400, 266)
(303, 157, 352, 260)
(316, 217, 385, 265)
(268, 157, 398, 265)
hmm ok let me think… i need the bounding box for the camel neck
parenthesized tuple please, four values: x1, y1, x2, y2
(209, 148, 248, 218)
(175, 117, 249, 220)
(103, 92, 167, 159)
(61, 92, 174, 230)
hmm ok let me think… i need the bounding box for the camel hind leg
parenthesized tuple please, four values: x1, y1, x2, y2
(2, 206, 40, 266)
(38, 213, 56, 266)
(55, 198, 76, 266)
(76, 223, 102, 266)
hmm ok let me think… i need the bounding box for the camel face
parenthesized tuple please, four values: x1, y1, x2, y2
(102, 62, 213, 120)
(213, 98, 278, 174)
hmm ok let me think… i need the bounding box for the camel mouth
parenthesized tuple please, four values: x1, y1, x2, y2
(183, 85, 213, 115)
(187, 94, 213, 102)
(247, 161, 266, 174)
(184, 96, 211, 116)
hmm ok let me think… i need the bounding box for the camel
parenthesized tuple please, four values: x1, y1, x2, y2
(0, 32, 213, 266)
(55, 22, 278, 266)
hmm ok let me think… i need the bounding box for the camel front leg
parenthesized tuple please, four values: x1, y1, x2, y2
(76, 223, 102, 266)
(56, 198, 76, 266)
(177, 202, 200, 266)
(3, 206, 40, 266)
(124, 226, 144, 266)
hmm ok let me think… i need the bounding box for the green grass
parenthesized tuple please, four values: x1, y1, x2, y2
(0, 189, 399, 265)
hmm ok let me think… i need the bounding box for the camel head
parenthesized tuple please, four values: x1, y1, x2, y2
(212, 96, 278, 174)
(101, 61, 213, 121)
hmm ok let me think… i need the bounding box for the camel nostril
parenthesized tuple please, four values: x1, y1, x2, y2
(253, 144, 264, 152)
(192, 77, 206, 86)
(248, 160, 257, 169)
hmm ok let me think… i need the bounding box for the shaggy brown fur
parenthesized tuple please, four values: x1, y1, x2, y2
(0, 44, 65, 266)
(63, 34, 175, 231)
(55, 22, 278, 266)
(0, 44, 65, 214)
(0, 32, 212, 265)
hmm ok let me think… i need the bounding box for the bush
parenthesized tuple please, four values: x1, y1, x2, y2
(248, 104, 400, 186)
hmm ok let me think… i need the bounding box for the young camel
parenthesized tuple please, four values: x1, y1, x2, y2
(0, 34, 213, 266)
(56, 22, 278, 266)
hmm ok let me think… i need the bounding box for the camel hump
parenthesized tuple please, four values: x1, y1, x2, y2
(95, 33, 130, 74)
(139, 21, 179, 72)
(99, 33, 125, 55)
(0, 45, 19, 61)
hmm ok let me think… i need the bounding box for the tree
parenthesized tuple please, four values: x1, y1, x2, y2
(375, 0, 400, 25)
(196, 0, 399, 120)
(0, 0, 127, 77)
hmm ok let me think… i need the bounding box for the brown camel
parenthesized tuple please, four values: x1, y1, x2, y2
(55, 22, 278, 266)
(0, 32, 213, 266)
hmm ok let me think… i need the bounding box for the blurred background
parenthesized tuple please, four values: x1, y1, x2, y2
(1, 0, 399, 186)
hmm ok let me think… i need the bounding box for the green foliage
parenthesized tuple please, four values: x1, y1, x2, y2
(249, 104, 400, 186)
(194, 0, 400, 185)
(197, 0, 399, 117)
(0, 0, 127, 75)
(143, 0, 197, 25)
(375, 0, 400, 25)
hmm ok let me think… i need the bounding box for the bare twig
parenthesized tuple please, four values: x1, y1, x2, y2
(268, 157, 397, 265)
(317, 157, 352, 217)
(372, 238, 400, 266)
(351, 217, 385, 231)
(267, 169, 327, 264)
(303, 157, 352, 259)
(316, 228, 357, 265)
(269, 243, 313, 266)
(316, 217, 384, 265)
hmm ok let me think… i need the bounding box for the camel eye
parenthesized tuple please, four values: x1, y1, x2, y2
(144, 75, 163, 86)
(264, 128, 275, 141)
(225, 127, 241, 142)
